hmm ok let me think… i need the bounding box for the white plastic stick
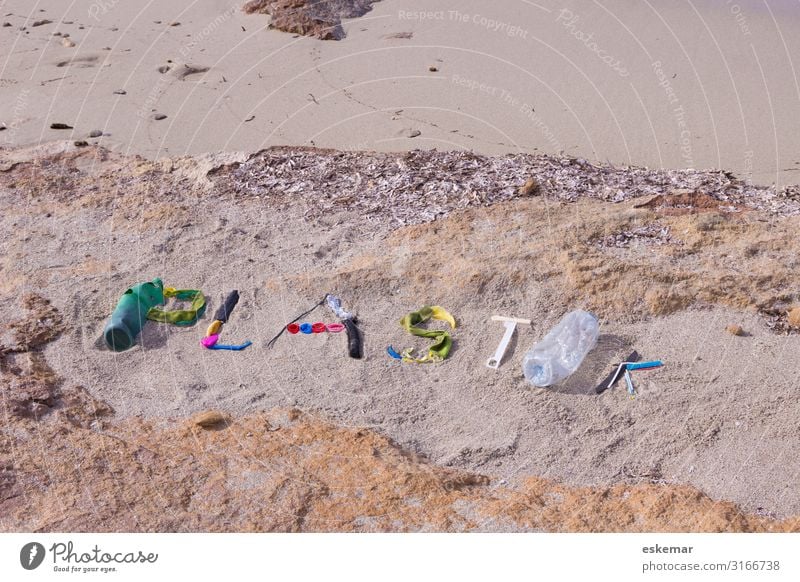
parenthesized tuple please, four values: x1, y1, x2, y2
(606, 361, 641, 390)
(487, 316, 531, 369)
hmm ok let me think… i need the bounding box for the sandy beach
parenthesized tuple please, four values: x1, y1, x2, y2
(2, 0, 800, 185)
(1, 1, 800, 534)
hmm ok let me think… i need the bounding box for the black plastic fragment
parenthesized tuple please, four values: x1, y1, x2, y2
(344, 318, 363, 359)
(213, 290, 240, 323)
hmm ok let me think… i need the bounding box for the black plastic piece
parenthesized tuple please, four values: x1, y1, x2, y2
(213, 290, 240, 323)
(343, 318, 363, 359)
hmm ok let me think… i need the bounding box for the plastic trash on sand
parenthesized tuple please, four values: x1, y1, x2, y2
(523, 310, 599, 387)
(104, 278, 165, 351)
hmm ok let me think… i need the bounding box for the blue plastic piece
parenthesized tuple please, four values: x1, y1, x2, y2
(624, 370, 635, 395)
(209, 341, 253, 351)
(625, 360, 662, 371)
(299, 323, 313, 334)
(387, 346, 402, 360)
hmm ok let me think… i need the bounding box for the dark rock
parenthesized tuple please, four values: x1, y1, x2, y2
(242, 0, 380, 40)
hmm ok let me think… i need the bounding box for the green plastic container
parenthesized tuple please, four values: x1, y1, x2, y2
(104, 278, 165, 351)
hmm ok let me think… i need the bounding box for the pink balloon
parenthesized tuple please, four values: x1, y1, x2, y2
(201, 334, 220, 348)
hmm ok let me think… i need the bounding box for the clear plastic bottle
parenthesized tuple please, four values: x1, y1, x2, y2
(522, 310, 599, 387)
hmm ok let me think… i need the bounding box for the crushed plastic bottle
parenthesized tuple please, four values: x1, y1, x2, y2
(522, 310, 599, 387)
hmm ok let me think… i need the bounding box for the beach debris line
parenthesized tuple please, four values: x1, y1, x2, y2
(595, 224, 681, 249)
(522, 310, 599, 387)
(201, 290, 252, 351)
(224, 149, 800, 231)
(391, 306, 456, 363)
(486, 315, 530, 369)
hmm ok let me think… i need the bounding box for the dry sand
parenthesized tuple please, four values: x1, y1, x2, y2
(2, 0, 800, 185)
(1, 142, 798, 525)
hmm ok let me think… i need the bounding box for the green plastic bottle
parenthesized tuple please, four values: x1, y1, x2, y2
(104, 278, 165, 351)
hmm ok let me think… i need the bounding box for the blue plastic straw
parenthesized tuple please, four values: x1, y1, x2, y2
(626, 360, 662, 371)
(624, 369, 635, 395)
(209, 341, 252, 351)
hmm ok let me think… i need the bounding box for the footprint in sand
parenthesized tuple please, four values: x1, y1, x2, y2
(156, 63, 209, 80)
(172, 64, 210, 81)
(383, 31, 413, 39)
(56, 55, 98, 68)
